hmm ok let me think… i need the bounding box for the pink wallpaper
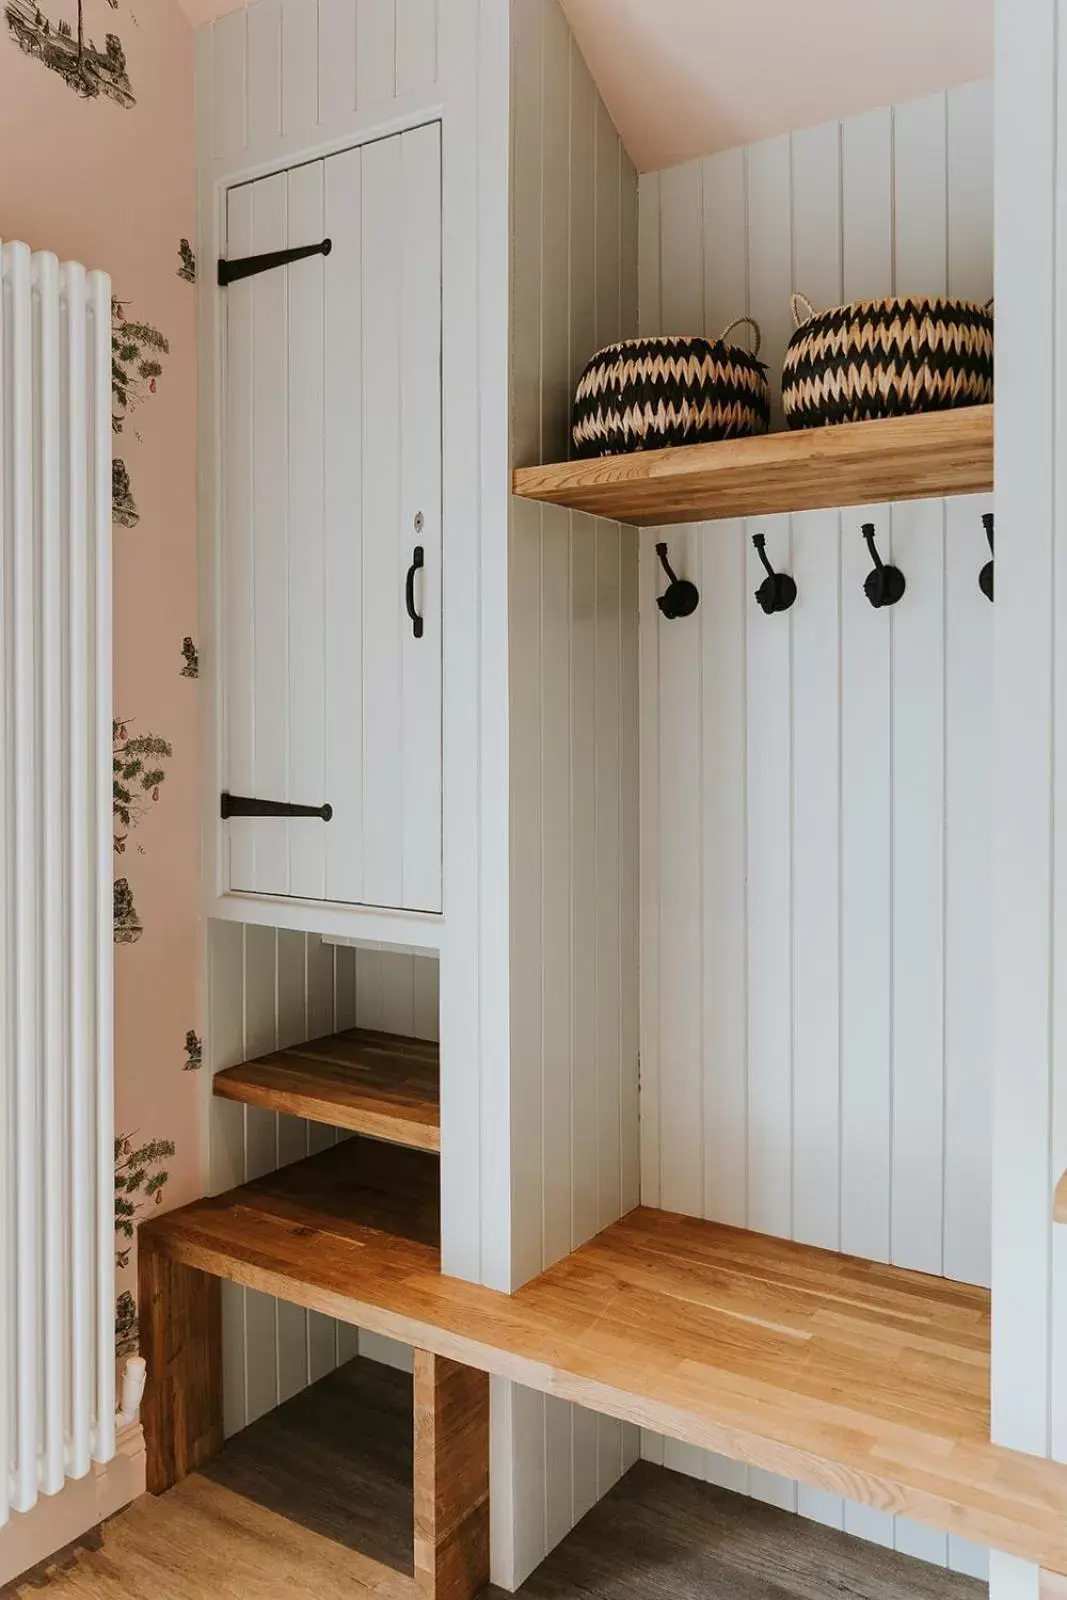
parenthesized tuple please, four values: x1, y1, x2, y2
(0, 0, 199, 1356)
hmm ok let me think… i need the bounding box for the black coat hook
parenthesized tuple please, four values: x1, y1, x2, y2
(979, 512, 994, 603)
(752, 534, 797, 614)
(862, 522, 906, 608)
(655, 542, 700, 620)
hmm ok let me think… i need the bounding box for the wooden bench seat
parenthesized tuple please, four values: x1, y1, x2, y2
(140, 1139, 1067, 1582)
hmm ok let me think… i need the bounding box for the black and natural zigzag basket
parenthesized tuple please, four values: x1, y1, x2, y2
(571, 319, 770, 458)
(782, 292, 994, 429)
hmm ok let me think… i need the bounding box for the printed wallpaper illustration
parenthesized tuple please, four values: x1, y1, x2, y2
(1, 0, 199, 1361)
(5, 0, 135, 106)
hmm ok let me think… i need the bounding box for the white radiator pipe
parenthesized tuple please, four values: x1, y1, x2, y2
(7, 238, 41, 1519)
(114, 1359, 147, 1432)
(90, 266, 115, 1472)
(38, 247, 66, 1502)
(64, 258, 93, 1485)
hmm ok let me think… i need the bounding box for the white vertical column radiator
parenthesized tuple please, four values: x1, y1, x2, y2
(0, 242, 114, 1526)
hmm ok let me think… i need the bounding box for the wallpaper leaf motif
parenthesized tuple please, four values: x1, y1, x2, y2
(113, 877, 141, 945)
(5, 0, 134, 107)
(113, 718, 172, 856)
(184, 1030, 202, 1071)
(111, 298, 169, 527)
(114, 1132, 173, 1271)
(113, 719, 171, 943)
(180, 635, 199, 678)
(115, 1289, 137, 1359)
(177, 238, 196, 284)
(112, 298, 168, 433)
(112, 457, 138, 528)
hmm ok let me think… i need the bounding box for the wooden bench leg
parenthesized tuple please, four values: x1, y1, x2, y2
(413, 1350, 490, 1600)
(138, 1235, 224, 1494)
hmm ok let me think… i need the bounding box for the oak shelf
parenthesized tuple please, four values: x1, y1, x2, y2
(142, 1152, 1067, 1575)
(213, 1027, 440, 1152)
(512, 406, 994, 526)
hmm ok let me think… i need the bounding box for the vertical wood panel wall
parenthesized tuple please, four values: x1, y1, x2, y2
(638, 82, 993, 1579)
(501, 1, 641, 1584)
(509, 0, 639, 1289)
(200, 0, 441, 166)
(206, 920, 439, 1434)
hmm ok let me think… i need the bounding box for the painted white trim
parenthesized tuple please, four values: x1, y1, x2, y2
(206, 891, 444, 949)
(987, 9, 1067, 1596)
(0, 1426, 144, 1589)
(990, 0, 1056, 1474)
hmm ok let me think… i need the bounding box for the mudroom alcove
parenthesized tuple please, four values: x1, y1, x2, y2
(132, 4, 1066, 1600)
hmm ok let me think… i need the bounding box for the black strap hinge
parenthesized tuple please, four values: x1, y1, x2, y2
(218, 238, 332, 287)
(221, 794, 333, 822)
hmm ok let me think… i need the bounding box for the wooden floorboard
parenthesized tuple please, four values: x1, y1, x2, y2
(5, 1374, 985, 1599)
(2, 1475, 412, 1600)
(140, 1147, 1067, 1573)
(213, 1028, 440, 1152)
(517, 1462, 984, 1600)
(201, 1358, 414, 1576)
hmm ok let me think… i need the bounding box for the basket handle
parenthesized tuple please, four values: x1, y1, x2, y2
(719, 315, 762, 357)
(984, 297, 994, 312)
(791, 291, 817, 329)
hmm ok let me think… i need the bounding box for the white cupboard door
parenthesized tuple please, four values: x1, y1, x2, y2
(221, 123, 443, 913)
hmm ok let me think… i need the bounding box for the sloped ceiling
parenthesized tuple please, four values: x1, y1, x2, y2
(557, 0, 993, 172)
(178, 0, 993, 174)
(177, 0, 236, 25)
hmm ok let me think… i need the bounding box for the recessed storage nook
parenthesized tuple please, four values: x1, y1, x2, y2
(136, 3, 1067, 1597)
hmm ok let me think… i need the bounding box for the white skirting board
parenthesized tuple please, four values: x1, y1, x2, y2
(0, 1427, 144, 1590)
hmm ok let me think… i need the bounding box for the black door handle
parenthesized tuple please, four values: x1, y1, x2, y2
(221, 794, 333, 821)
(406, 545, 425, 639)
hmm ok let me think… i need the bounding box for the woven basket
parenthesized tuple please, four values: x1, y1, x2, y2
(782, 292, 993, 429)
(571, 318, 770, 458)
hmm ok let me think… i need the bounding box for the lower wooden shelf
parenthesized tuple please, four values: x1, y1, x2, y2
(140, 1149, 1067, 1575)
(213, 1028, 441, 1152)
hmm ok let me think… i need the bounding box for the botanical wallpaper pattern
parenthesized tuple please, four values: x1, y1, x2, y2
(5, 0, 135, 106)
(112, 295, 170, 537)
(1, 0, 200, 1365)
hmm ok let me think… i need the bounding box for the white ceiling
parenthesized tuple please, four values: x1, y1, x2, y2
(557, 0, 993, 172)
(178, 0, 994, 174)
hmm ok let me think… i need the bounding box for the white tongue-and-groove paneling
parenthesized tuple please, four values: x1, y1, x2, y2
(202, 0, 440, 163)
(638, 80, 993, 1579)
(502, 0, 641, 1586)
